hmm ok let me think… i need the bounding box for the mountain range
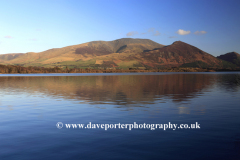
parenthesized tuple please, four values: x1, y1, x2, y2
(0, 38, 239, 69)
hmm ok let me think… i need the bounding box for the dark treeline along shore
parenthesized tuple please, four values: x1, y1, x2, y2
(0, 64, 240, 74)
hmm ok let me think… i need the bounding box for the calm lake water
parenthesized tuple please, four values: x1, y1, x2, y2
(0, 72, 240, 160)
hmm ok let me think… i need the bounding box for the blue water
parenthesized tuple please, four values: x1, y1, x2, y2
(0, 72, 240, 160)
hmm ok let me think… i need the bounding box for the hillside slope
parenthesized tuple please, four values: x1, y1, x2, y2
(138, 41, 222, 68)
(0, 38, 164, 68)
(0, 53, 24, 62)
(217, 52, 240, 66)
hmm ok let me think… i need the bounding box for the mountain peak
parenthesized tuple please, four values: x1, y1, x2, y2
(140, 39, 221, 68)
(172, 41, 190, 46)
(217, 52, 240, 59)
(217, 52, 240, 66)
(172, 40, 183, 44)
(225, 52, 240, 56)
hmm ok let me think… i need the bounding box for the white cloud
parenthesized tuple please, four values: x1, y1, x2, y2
(126, 31, 138, 36)
(4, 35, 13, 38)
(176, 29, 191, 35)
(141, 32, 147, 35)
(194, 31, 207, 35)
(154, 31, 160, 36)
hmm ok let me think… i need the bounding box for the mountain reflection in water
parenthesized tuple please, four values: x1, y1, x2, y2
(0, 73, 240, 160)
(0, 74, 219, 105)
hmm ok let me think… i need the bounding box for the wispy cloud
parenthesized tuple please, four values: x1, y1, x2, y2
(36, 29, 41, 31)
(194, 31, 207, 35)
(169, 36, 177, 38)
(29, 38, 37, 41)
(141, 32, 147, 35)
(126, 31, 138, 36)
(176, 29, 190, 35)
(153, 31, 160, 36)
(4, 35, 13, 38)
(148, 28, 155, 32)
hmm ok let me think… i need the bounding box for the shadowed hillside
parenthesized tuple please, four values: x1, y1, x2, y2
(0, 53, 24, 62)
(140, 41, 222, 68)
(217, 52, 240, 66)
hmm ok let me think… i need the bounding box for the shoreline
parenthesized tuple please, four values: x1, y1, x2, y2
(0, 68, 240, 74)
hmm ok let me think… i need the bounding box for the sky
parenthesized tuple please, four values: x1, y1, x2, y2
(0, 0, 240, 56)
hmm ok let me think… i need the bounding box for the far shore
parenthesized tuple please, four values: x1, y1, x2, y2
(0, 66, 240, 74)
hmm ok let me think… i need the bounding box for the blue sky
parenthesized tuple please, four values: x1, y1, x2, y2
(0, 0, 240, 56)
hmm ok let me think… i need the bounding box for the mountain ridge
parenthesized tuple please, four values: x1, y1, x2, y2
(0, 38, 164, 68)
(0, 38, 237, 69)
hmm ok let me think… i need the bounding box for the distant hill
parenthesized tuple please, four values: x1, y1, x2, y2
(0, 53, 24, 62)
(0, 38, 237, 69)
(217, 52, 240, 66)
(140, 41, 222, 68)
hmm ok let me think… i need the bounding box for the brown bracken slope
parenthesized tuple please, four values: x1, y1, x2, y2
(217, 52, 240, 66)
(139, 41, 221, 68)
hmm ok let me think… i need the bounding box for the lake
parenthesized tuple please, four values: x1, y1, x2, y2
(0, 72, 240, 160)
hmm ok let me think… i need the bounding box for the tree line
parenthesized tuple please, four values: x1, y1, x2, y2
(0, 64, 239, 74)
(0, 64, 153, 73)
